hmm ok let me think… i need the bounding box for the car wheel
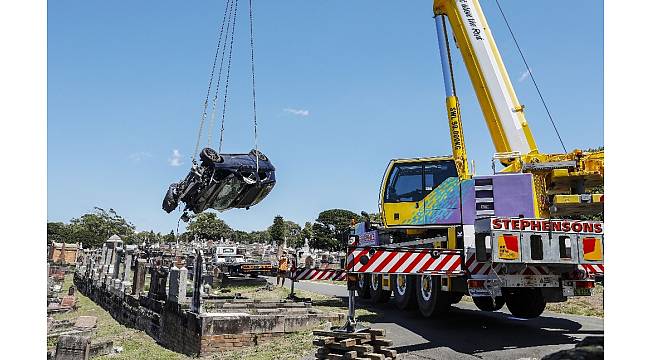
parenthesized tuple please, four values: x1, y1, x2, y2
(162, 183, 180, 213)
(200, 147, 223, 165)
(416, 275, 451, 317)
(391, 274, 416, 310)
(472, 296, 505, 311)
(249, 148, 268, 161)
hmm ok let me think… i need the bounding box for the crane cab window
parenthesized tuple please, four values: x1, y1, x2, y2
(384, 160, 458, 203)
(425, 161, 458, 191)
(384, 164, 423, 203)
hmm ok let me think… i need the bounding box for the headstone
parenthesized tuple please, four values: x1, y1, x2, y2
(55, 335, 90, 360)
(100, 245, 108, 265)
(167, 266, 188, 304)
(132, 259, 146, 296)
(60, 295, 76, 308)
(191, 250, 203, 313)
(122, 252, 133, 282)
(112, 249, 122, 279)
(154, 267, 169, 300)
(73, 316, 97, 329)
(68, 286, 76, 296)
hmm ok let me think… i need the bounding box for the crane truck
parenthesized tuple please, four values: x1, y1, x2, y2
(346, 0, 604, 319)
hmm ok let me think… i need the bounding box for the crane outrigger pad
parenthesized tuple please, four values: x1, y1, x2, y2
(162, 148, 275, 214)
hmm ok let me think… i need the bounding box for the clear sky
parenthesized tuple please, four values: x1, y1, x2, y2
(47, 0, 603, 234)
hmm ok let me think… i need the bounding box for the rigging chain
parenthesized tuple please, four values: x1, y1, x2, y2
(192, 0, 234, 163)
(207, 0, 237, 148)
(217, 0, 239, 154)
(248, 0, 259, 170)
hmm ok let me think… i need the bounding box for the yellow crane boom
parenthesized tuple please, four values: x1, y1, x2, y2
(432, 0, 603, 217)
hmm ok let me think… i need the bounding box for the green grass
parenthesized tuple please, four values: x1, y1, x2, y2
(546, 284, 604, 317)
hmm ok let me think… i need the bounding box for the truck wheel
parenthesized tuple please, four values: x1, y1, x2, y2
(503, 288, 546, 318)
(369, 274, 391, 303)
(416, 275, 450, 317)
(472, 296, 505, 311)
(448, 292, 465, 305)
(391, 274, 416, 310)
(356, 274, 371, 299)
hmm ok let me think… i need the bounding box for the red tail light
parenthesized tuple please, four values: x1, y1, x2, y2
(575, 281, 595, 288)
(468, 279, 486, 288)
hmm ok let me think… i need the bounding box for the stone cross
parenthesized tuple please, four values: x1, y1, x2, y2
(167, 265, 188, 304)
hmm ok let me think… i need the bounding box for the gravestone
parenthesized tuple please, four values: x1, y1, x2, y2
(191, 250, 204, 313)
(55, 335, 90, 360)
(167, 265, 188, 304)
(132, 259, 146, 296)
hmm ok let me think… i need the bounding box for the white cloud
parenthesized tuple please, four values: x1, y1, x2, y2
(168, 149, 183, 167)
(518, 69, 531, 83)
(283, 108, 310, 117)
(128, 151, 152, 163)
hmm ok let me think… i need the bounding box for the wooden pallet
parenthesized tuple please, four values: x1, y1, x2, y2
(313, 328, 399, 360)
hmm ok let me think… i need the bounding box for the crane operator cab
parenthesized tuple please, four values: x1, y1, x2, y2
(380, 156, 466, 227)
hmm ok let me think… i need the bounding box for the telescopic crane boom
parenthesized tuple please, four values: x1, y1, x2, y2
(432, 0, 603, 217)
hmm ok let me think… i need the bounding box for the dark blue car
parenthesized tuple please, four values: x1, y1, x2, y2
(163, 148, 276, 214)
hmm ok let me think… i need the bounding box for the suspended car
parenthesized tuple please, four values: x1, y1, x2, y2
(163, 147, 276, 214)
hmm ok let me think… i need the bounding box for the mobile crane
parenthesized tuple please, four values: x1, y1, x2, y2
(347, 0, 604, 319)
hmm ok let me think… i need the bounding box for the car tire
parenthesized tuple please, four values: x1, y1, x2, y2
(369, 274, 391, 303)
(472, 296, 505, 311)
(416, 275, 451, 317)
(356, 274, 371, 299)
(249, 149, 268, 161)
(391, 274, 416, 310)
(200, 147, 223, 165)
(162, 183, 180, 213)
(503, 288, 546, 318)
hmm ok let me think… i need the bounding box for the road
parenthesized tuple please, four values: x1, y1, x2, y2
(270, 278, 604, 360)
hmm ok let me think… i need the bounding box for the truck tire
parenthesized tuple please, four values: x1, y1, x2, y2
(503, 288, 546, 318)
(391, 274, 416, 310)
(472, 296, 505, 311)
(369, 274, 391, 303)
(356, 274, 371, 299)
(416, 275, 451, 317)
(448, 292, 465, 305)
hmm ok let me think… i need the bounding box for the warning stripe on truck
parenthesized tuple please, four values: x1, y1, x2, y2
(346, 248, 463, 275)
(465, 252, 549, 275)
(580, 264, 604, 275)
(292, 268, 346, 281)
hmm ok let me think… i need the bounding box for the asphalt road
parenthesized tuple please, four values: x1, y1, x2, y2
(269, 278, 604, 360)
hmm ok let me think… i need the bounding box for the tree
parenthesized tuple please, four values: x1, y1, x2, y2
(47, 222, 72, 245)
(301, 222, 313, 243)
(311, 209, 361, 251)
(185, 212, 233, 241)
(268, 215, 286, 244)
(284, 220, 303, 248)
(310, 222, 337, 251)
(162, 230, 176, 243)
(67, 207, 136, 248)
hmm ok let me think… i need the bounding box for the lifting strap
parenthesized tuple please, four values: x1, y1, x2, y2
(191, 0, 263, 171)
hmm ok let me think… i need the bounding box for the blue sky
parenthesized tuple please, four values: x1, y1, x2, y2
(48, 0, 603, 234)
